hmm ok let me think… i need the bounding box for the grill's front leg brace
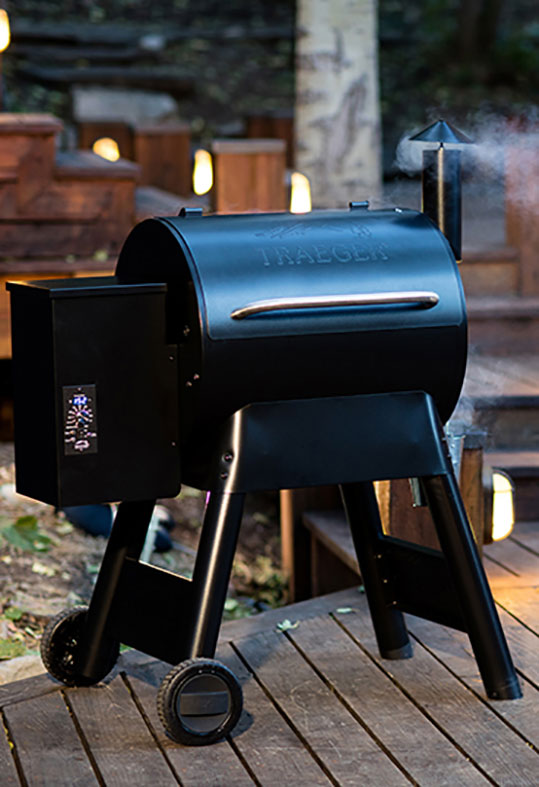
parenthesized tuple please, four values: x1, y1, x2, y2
(183, 491, 245, 659)
(77, 499, 156, 680)
(341, 481, 413, 659)
(422, 473, 522, 699)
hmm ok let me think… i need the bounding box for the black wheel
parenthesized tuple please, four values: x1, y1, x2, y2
(40, 606, 119, 687)
(157, 658, 243, 745)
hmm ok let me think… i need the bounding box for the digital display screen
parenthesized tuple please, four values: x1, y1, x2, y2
(63, 385, 97, 456)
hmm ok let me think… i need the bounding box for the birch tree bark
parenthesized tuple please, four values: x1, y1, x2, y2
(295, 0, 382, 208)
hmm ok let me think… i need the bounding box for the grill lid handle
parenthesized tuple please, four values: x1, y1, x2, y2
(230, 291, 440, 320)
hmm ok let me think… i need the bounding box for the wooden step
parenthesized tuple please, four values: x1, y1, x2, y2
(485, 450, 539, 521)
(0, 220, 133, 258)
(0, 184, 200, 361)
(459, 356, 539, 519)
(467, 296, 539, 355)
(303, 509, 538, 600)
(460, 354, 539, 450)
(460, 246, 520, 297)
(54, 150, 139, 180)
(0, 151, 139, 257)
(0, 114, 140, 222)
(135, 185, 207, 222)
(18, 64, 194, 95)
(469, 395, 539, 451)
(0, 114, 62, 180)
(303, 509, 359, 595)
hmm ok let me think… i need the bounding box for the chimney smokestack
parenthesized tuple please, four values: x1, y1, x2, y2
(410, 120, 473, 262)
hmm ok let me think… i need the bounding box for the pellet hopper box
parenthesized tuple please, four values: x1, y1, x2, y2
(7, 277, 180, 507)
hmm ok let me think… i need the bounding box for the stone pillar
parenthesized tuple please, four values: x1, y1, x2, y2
(295, 0, 382, 208)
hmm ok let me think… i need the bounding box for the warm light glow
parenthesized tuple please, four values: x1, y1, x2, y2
(491, 470, 515, 541)
(290, 172, 312, 214)
(92, 137, 120, 162)
(0, 9, 10, 53)
(193, 149, 213, 195)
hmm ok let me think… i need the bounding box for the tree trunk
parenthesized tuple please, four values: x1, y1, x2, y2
(295, 0, 382, 208)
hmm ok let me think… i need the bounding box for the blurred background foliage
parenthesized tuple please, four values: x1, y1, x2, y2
(2, 0, 537, 173)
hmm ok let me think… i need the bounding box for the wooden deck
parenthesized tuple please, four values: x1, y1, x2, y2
(0, 522, 537, 785)
(461, 354, 539, 519)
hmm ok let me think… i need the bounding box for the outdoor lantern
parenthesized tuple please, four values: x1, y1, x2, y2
(192, 149, 213, 195)
(0, 8, 11, 111)
(92, 137, 121, 162)
(484, 468, 515, 544)
(290, 171, 312, 213)
(491, 470, 515, 542)
(0, 9, 10, 53)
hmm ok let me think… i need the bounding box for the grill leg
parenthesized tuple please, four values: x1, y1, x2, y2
(422, 473, 522, 699)
(340, 482, 412, 659)
(183, 491, 245, 659)
(77, 499, 155, 679)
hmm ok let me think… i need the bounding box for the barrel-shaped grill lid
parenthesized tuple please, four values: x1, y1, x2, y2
(116, 207, 467, 427)
(149, 208, 465, 340)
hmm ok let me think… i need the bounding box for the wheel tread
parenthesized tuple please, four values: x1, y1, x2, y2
(157, 657, 242, 745)
(40, 606, 119, 687)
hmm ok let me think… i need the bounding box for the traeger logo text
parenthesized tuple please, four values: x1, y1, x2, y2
(259, 242, 390, 266)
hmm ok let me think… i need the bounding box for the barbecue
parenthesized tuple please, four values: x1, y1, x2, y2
(7, 120, 521, 746)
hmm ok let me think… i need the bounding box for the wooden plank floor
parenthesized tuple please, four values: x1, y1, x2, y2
(0, 526, 537, 786)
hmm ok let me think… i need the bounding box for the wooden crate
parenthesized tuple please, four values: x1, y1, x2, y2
(77, 120, 134, 160)
(211, 138, 287, 213)
(246, 110, 294, 167)
(133, 122, 192, 196)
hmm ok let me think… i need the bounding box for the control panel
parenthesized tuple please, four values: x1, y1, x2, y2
(63, 385, 98, 455)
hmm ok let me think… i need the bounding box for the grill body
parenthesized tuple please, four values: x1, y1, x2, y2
(9, 206, 467, 505)
(116, 207, 467, 478)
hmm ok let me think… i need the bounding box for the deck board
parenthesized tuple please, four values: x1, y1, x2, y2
(484, 548, 538, 588)
(484, 531, 539, 590)
(0, 531, 537, 786)
(0, 715, 21, 786)
(220, 642, 333, 786)
(492, 587, 539, 634)
(234, 626, 408, 786)
(408, 613, 539, 750)
(65, 679, 178, 786)
(335, 607, 539, 786)
(510, 521, 539, 555)
(286, 615, 490, 786)
(3, 692, 99, 786)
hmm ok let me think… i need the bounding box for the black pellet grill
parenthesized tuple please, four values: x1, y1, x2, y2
(8, 132, 521, 745)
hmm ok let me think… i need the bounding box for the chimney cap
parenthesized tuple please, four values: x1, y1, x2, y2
(409, 119, 473, 145)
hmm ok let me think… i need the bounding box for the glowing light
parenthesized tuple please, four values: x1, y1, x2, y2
(0, 10, 10, 53)
(290, 172, 312, 214)
(193, 149, 213, 195)
(92, 137, 120, 162)
(491, 470, 514, 542)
